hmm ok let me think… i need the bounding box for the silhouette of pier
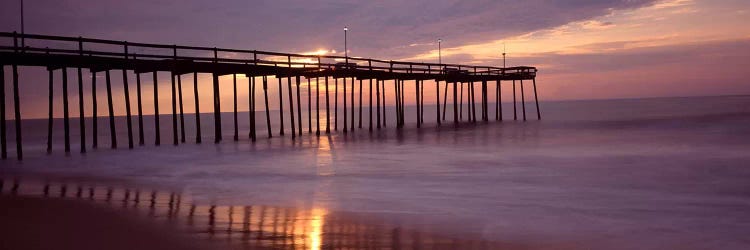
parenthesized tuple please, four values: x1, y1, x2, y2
(0, 32, 540, 160)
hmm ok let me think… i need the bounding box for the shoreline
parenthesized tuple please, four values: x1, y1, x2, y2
(0, 174, 576, 250)
(0, 195, 215, 250)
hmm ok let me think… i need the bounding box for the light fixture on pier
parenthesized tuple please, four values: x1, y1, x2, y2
(438, 38, 442, 73)
(344, 26, 349, 67)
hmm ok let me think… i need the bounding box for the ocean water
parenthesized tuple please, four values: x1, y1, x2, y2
(2, 95, 750, 249)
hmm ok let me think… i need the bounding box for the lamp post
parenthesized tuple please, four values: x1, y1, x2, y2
(344, 26, 348, 67)
(20, 0, 24, 47)
(438, 38, 442, 73)
(502, 42, 506, 68)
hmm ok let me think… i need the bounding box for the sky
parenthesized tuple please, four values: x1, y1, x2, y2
(1, 0, 749, 118)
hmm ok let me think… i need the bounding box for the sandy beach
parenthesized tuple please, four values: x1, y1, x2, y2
(0, 194, 220, 250)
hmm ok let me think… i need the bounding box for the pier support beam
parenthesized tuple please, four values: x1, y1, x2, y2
(533, 78, 541, 120)
(296, 76, 302, 136)
(287, 76, 296, 138)
(77, 67, 86, 153)
(436, 81, 440, 126)
(359, 78, 363, 129)
(171, 73, 178, 146)
(124, 69, 134, 149)
(233, 74, 238, 141)
(277, 77, 284, 136)
(351, 78, 355, 131)
(521, 80, 527, 121)
(471, 81, 477, 123)
(482, 80, 488, 122)
(393, 80, 400, 128)
(136, 73, 144, 145)
(249, 76, 255, 141)
(0, 66, 6, 159)
(178, 74, 186, 143)
(442, 81, 448, 121)
(63, 68, 70, 152)
(153, 72, 160, 146)
(453, 82, 458, 125)
(316, 77, 320, 136)
(420, 80, 424, 124)
(12, 64, 22, 159)
(496, 80, 501, 121)
(343, 77, 347, 133)
(325, 77, 330, 134)
(376, 80, 381, 129)
(512, 80, 517, 121)
(334, 78, 338, 132)
(459, 82, 463, 122)
(46, 69, 53, 153)
(263, 76, 272, 138)
(416, 80, 421, 128)
(369, 79, 373, 131)
(105, 70, 116, 149)
(91, 71, 98, 148)
(382, 80, 386, 128)
(307, 77, 311, 134)
(213, 73, 221, 143)
(194, 72, 202, 143)
(401, 80, 405, 128)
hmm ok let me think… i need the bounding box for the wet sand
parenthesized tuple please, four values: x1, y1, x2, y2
(0, 195, 214, 250)
(0, 176, 577, 250)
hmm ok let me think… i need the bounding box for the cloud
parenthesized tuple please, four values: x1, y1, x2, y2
(0, 0, 659, 59)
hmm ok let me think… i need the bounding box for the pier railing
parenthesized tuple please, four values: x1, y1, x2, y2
(0, 32, 535, 77)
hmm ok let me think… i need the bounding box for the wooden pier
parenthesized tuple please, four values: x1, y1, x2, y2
(0, 32, 540, 160)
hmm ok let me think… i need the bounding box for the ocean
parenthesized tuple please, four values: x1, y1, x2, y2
(2, 95, 750, 249)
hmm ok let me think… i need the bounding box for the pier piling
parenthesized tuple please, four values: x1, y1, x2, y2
(453, 81, 458, 125)
(436, 81, 440, 126)
(171, 72, 178, 146)
(382, 80, 386, 128)
(359, 78, 363, 129)
(153, 72, 160, 146)
(335, 78, 338, 132)
(376, 80, 381, 129)
(263, 76, 271, 138)
(351, 78, 355, 131)
(278, 77, 284, 136)
(520, 79, 526, 121)
(233, 74, 238, 141)
(533, 78, 541, 120)
(136, 72, 144, 145)
(91, 71, 98, 148)
(0, 66, 5, 159)
(343, 77, 347, 133)
(512, 80, 517, 121)
(63, 68, 70, 152)
(123, 45, 134, 149)
(212, 73, 221, 143)
(325, 77, 330, 134)
(77, 64, 86, 153)
(178, 74, 186, 143)
(105, 70, 116, 149)
(496, 80, 501, 121)
(287, 76, 296, 138)
(248, 76, 255, 141)
(296, 76, 302, 136)
(316, 77, 320, 136)
(194, 72, 202, 143)
(46, 68, 53, 153)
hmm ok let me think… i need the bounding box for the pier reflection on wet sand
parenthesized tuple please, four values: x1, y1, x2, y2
(0, 177, 503, 250)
